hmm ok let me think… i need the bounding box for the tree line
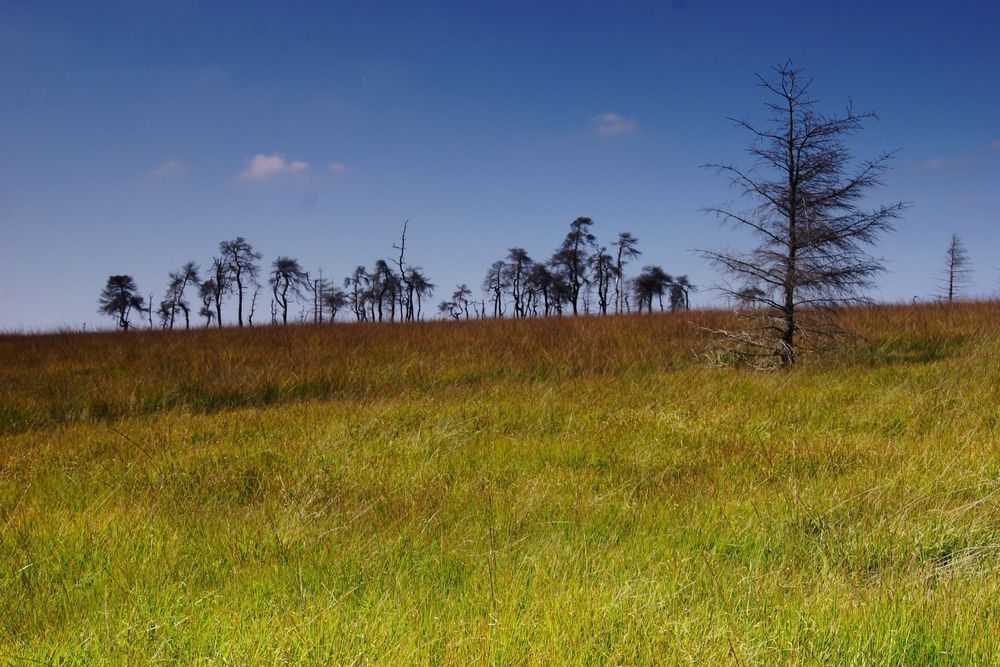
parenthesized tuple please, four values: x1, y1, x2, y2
(97, 62, 983, 366)
(98, 218, 695, 332)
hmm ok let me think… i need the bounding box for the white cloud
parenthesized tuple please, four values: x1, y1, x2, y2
(594, 112, 638, 136)
(989, 139, 1000, 150)
(236, 153, 310, 182)
(327, 161, 349, 173)
(150, 158, 186, 178)
(920, 157, 947, 170)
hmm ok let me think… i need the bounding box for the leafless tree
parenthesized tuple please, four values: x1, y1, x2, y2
(702, 61, 905, 366)
(219, 237, 262, 327)
(98, 275, 146, 331)
(939, 233, 972, 302)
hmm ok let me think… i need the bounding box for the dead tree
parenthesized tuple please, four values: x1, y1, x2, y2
(702, 61, 905, 367)
(939, 233, 972, 302)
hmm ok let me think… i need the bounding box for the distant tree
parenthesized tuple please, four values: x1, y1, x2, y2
(633, 266, 671, 313)
(160, 262, 199, 330)
(269, 256, 310, 325)
(588, 246, 616, 315)
(939, 233, 972, 302)
(219, 237, 262, 327)
(702, 62, 905, 366)
(98, 275, 146, 331)
(503, 248, 533, 318)
(549, 268, 573, 316)
(198, 279, 216, 328)
(669, 275, 695, 312)
(405, 267, 434, 320)
(370, 260, 397, 322)
(613, 232, 641, 313)
(208, 257, 230, 328)
(345, 266, 370, 322)
(551, 217, 596, 315)
(521, 263, 544, 316)
(483, 260, 507, 318)
(452, 284, 472, 319)
(322, 286, 349, 321)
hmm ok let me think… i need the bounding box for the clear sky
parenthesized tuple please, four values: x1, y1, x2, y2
(1, 0, 998, 330)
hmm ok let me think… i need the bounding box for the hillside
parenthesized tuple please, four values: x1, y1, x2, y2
(2, 303, 999, 663)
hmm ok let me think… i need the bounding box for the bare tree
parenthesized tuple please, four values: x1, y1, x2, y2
(98, 275, 146, 331)
(702, 62, 905, 366)
(939, 233, 972, 302)
(270, 256, 310, 325)
(219, 237, 262, 327)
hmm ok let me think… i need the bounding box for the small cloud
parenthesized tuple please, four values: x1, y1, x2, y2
(236, 153, 310, 182)
(150, 158, 186, 178)
(327, 161, 349, 173)
(920, 157, 947, 170)
(989, 139, 1000, 150)
(594, 112, 637, 136)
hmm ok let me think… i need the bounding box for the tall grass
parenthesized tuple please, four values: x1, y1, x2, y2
(1, 302, 998, 663)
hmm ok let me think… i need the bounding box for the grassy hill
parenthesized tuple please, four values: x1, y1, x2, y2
(2, 303, 998, 664)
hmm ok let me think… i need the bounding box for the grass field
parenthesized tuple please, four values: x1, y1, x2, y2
(2, 303, 999, 664)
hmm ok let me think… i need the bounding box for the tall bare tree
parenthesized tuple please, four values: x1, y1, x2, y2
(219, 237, 262, 327)
(98, 275, 146, 331)
(703, 62, 905, 366)
(939, 233, 972, 302)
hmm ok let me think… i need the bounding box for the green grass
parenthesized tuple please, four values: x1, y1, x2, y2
(2, 304, 999, 664)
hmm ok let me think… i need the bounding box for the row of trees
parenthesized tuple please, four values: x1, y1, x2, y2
(98, 219, 694, 331)
(99, 63, 982, 366)
(437, 218, 694, 320)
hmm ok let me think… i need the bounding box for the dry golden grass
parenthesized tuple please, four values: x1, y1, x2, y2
(1, 302, 998, 664)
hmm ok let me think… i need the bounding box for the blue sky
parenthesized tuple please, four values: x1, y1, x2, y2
(1, 0, 998, 329)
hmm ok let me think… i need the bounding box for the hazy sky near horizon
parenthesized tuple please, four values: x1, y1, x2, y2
(1, 0, 998, 330)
